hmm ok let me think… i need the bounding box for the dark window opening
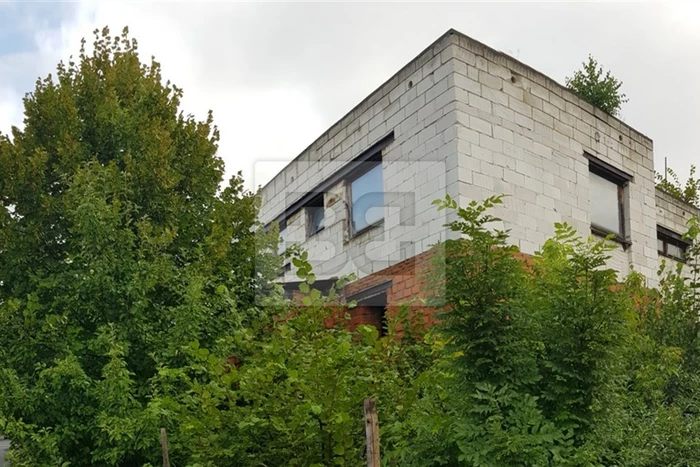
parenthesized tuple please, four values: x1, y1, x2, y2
(306, 195, 325, 237)
(657, 226, 688, 262)
(354, 295, 387, 337)
(278, 221, 288, 256)
(363, 303, 387, 337)
(278, 262, 292, 278)
(347, 282, 391, 337)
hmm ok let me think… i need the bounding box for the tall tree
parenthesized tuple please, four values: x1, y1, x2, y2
(0, 27, 279, 465)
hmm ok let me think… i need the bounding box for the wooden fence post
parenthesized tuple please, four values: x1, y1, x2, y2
(364, 398, 380, 467)
(160, 427, 170, 467)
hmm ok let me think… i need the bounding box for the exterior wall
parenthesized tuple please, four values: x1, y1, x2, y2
(344, 249, 434, 305)
(446, 33, 659, 281)
(655, 188, 700, 273)
(656, 188, 699, 235)
(261, 29, 687, 304)
(344, 249, 436, 334)
(342, 248, 535, 333)
(260, 33, 464, 282)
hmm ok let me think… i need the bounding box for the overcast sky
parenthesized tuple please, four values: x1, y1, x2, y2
(1, 2, 699, 190)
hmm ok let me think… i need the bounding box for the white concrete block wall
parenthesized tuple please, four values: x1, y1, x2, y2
(448, 32, 659, 282)
(261, 29, 693, 287)
(655, 189, 700, 274)
(656, 189, 699, 234)
(260, 33, 463, 281)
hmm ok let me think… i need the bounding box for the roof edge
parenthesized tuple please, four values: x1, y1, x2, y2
(655, 186, 700, 215)
(261, 28, 654, 192)
(259, 29, 456, 192)
(446, 28, 653, 145)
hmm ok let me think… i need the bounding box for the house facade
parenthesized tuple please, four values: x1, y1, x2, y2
(258, 29, 698, 327)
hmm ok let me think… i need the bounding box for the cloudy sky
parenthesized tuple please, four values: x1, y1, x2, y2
(1, 2, 699, 190)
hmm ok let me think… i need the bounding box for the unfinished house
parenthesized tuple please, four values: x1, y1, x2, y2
(258, 29, 698, 331)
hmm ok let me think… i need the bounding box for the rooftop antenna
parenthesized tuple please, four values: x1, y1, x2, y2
(665, 156, 668, 182)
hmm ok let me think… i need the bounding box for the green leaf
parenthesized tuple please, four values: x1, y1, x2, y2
(333, 445, 345, 456)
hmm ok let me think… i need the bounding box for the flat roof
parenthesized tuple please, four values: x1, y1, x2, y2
(261, 28, 654, 192)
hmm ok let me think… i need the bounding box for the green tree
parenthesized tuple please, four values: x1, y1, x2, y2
(395, 196, 567, 466)
(616, 217, 700, 466)
(0, 26, 279, 465)
(566, 55, 628, 116)
(393, 197, 700, 466)
(529, 224, 631, 463)
(146, 254, 431, 466)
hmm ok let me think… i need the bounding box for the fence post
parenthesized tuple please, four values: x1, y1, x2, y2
(160, 427, 170, 467)
(364, 398, 380, 467)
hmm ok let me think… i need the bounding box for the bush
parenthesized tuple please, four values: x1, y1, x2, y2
(566, 55, 628, 116)
(391, 196, 700, 466)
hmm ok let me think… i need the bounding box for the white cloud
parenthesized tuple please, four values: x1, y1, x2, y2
(0, 3, 327, 190)
(0, 87, 20, 136)
(2, 2, 700, 190)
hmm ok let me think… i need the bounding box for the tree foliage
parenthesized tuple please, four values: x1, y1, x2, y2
(146, 256, 430, 466)
(566, 55, 628, 116)
(386, 196, 700, 466)
(0, 26, 279, 465)
(2, 25, 700, 467)
(656, 165, 700, 208)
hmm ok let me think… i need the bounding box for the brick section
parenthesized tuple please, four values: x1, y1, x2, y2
(341, 248, 538, 334)
(288, 247, 537, 336)
(347, 305, 385, 334)
(343, 249, 439, 334)
(345, 250, 433, 299)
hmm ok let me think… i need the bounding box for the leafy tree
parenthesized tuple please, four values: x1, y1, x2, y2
(0, 26, 279, 465)
(619, 217, 700, 466)
(2, 22, 700, 465)
(393, 196, 567, 466)
(566, 55, 628, 116)
(529, 224, 631, 463)
(392, 197, 700, 466)
(656, 165, 700, 208)
(145, 254, 431, 466)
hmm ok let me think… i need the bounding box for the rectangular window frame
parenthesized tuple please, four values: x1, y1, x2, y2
(347, 155, 384, 238)
(266, 132, 394, 233)
(305, 194, 325, 238)
(586, 153, 633, 247)
(657, 225, 689, 262)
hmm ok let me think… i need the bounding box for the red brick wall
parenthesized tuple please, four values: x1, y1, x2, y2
(347, 305, 384, 333)
(289, 246, 534, 336)
(343, 248, 439, 335)
(342, 247, 536, 334)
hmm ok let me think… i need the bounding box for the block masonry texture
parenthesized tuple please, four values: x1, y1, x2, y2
(259, 28, 696, 310)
